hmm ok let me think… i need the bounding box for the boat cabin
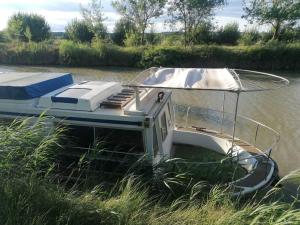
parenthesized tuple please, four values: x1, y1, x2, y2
(0, 71, 174, 164)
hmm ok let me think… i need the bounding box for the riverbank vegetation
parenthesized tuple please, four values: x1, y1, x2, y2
(0, 0, 299, 70)
(1, 118, 300, 225)
(1, 40, 300, 70)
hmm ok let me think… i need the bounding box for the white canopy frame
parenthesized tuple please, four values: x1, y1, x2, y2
(125, 67, 289, 155)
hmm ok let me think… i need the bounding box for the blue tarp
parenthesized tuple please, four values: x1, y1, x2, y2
(0, 72, 74, 100)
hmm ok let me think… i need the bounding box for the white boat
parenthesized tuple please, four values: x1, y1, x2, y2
(0, 68, 289, 196)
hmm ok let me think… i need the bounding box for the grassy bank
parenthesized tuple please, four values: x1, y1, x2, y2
(0, 41, 300, 70)
(0, 118, 300, 224)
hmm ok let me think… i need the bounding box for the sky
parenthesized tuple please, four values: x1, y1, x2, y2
(0, 0, 252, 32)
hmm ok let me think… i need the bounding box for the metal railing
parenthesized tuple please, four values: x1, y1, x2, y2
(173, 104, 280, 159)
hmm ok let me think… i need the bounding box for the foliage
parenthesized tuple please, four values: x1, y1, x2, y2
(0, 31, 8, 42)
(112, 0, 167, 45)
(59, 40, 142, 67)
(243, 0, 300, 40)
(80, 0, 107, 39)
(140, 44, 300, 70)
(0, 119, 300, 224)
(239, 28, 261, 45)
(160, 34, 184, 46)
(192, 22, 215, 44)
(0, 41, 58, 65)
(167, 0, 226, 46)
(7, 12, 51, 42)
(280, 27, 300, 43)
(0, 118, 62, 178)
(215, 22, 241, 45)
(112, 18, 137, 46)
(65, 19, 95, 43)
(1, 40, 300, 70)
(124, 32, 142, 47)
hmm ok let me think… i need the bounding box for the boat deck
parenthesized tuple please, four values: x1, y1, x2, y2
(177, 126, 277, 195)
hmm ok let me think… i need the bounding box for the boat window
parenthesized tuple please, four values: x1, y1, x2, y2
(94, 128, 144, 153)
(63, 125, 94, 148)
(160, 112, 168, 141)
(153, 125, 159, 156)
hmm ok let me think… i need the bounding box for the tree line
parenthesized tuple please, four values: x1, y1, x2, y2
(1, 0, 299, 46)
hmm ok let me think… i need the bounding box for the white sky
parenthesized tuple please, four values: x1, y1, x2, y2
(0, 0, 261, 32)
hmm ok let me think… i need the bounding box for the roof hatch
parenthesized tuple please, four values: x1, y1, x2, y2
(39, 81, 122, 111)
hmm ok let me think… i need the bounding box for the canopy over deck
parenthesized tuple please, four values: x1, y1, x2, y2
(127, 67, 289, 92)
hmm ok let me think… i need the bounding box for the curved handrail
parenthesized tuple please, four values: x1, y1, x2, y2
(233, 69, 290, 92)
(173, 104, 280, 159)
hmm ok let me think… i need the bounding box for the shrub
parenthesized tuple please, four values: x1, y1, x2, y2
(65, 19, 95, 43)
(215, 22, 241, 45)
(239, 28, 261, 45)
(59, 40, 99, 66)
(59, 39, 143, 67)
(280, 27, 300, 43)
(112, 18, 136, 46)
(192, 23, 214, 44)
(140, 44, 300, 70)
(0, 41, 58, 65)
(160, 34, 184, 46)
(124, 32, 142, 47)
(7, 12, 51, 42)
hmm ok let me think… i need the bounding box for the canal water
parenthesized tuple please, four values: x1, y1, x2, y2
(0, 65, 299, 176)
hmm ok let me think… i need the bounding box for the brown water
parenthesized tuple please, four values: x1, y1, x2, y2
(0, 65, 299, 176)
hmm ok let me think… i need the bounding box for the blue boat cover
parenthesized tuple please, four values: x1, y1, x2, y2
(0, 72, 74, 100)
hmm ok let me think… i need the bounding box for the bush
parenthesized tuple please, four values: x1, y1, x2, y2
(124, 32, 142, 47)
(239, 28, 261, 45)
(0, 40, 300, 70)
(0, 41, 58, 65)
(192, 23, 214, 44)
(59, 40, 99, 66)
(0, 31, 9, 43)
(215, 22, 241, 45)
(7, 12, 51, 42)
(65, 19, 95, 43)
(112, 19, 136, 46)
(160, 34, 184, 46)
(280, 27, 300, 43)
(140, 44, 300, 70)
(59, 40, 143, 67)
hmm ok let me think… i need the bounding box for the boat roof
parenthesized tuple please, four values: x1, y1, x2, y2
(0, 72, 167, 123)
(0, 72, 73, 100)
(127, 67, 289, 92)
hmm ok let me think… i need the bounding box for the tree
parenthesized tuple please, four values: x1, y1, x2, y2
(243, 0, 300, 40)
(112, 0, 167, 45)
(112, 18, 136, 45)
(65, 19, 95, 43)
(168, 0, 226, 46)
(80, 0, 107, 39)
(7, 12, 51, 42)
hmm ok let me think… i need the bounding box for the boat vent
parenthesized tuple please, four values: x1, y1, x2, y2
(100, 89, 136, 109)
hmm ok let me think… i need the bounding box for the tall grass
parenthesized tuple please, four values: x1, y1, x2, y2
(0, 118, 300, 225)
(0, 40, 300, 70)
